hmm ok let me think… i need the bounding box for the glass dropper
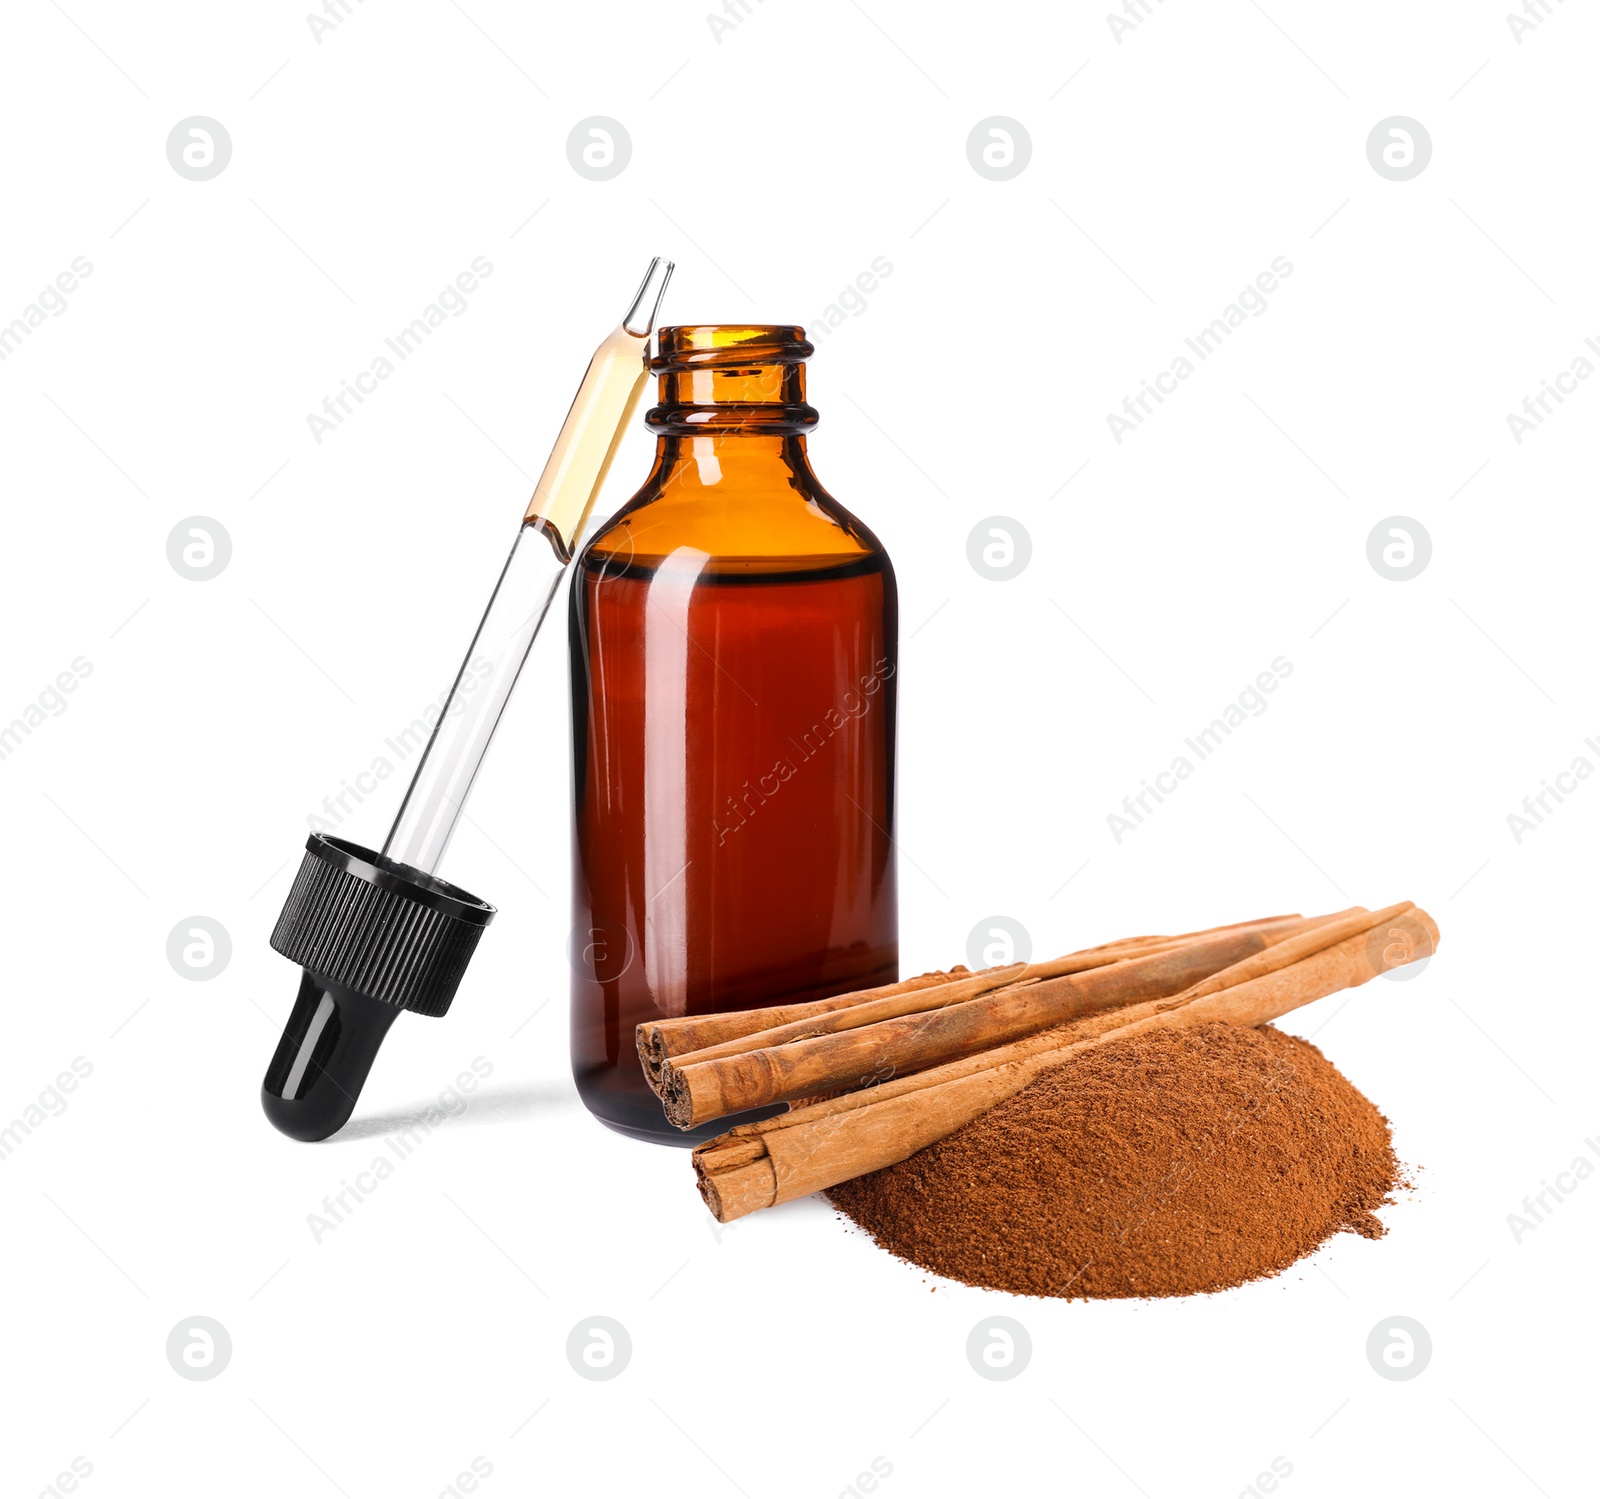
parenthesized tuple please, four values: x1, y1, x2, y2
(261, 257, 673, 1142)
(382, 255, 674, 873)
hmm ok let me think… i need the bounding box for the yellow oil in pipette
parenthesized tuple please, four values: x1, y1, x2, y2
(383, 257, 673, 871)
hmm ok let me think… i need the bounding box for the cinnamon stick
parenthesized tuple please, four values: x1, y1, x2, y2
(753, 903, 1413, 1128)
(661, 915, 1324, 1129)
(693, 903, 1438, 1222)
(636, 910, 1305, 1084)
(636, 968, 969, 1092)
(656, 913, 1348, 1085)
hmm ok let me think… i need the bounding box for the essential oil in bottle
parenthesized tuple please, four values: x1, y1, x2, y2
(568, 325, 898, 1143)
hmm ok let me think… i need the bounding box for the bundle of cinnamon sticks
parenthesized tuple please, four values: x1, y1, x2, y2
(637, 902, 1439, 1223)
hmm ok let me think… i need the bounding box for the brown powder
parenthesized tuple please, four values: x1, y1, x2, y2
(827, 1022, 1400, 1299)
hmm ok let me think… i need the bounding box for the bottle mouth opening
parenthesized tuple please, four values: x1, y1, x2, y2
(647, 325, 818, 434)
(652, 325, 814, 375)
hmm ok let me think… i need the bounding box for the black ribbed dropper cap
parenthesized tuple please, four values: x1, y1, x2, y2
(262, 834, 495, 1141)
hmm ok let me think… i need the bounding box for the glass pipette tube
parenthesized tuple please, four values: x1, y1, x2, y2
(380, 256, 673, 875)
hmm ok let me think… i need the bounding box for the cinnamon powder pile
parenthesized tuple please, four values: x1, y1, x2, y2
(827, 1022, 1400, 1299)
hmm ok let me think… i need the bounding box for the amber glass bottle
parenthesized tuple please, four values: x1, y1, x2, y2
(568, 325, 898, 1143)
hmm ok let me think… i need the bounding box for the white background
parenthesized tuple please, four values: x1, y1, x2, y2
(1, 1, 1595, 1495)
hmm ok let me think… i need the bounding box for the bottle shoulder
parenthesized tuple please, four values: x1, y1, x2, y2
(581, 452, 890, 580)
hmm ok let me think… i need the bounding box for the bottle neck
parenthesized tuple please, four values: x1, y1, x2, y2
(645, 324, 819, 439)
(588, 328, 878, 566)
(646, 433, 812, 495)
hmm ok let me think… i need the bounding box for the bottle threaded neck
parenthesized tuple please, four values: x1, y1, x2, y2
(646, 324, 819, 436)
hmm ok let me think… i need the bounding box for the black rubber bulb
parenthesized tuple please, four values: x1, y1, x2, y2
(262, 835, 495, 1142)
(262, 973, 401, 1141)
